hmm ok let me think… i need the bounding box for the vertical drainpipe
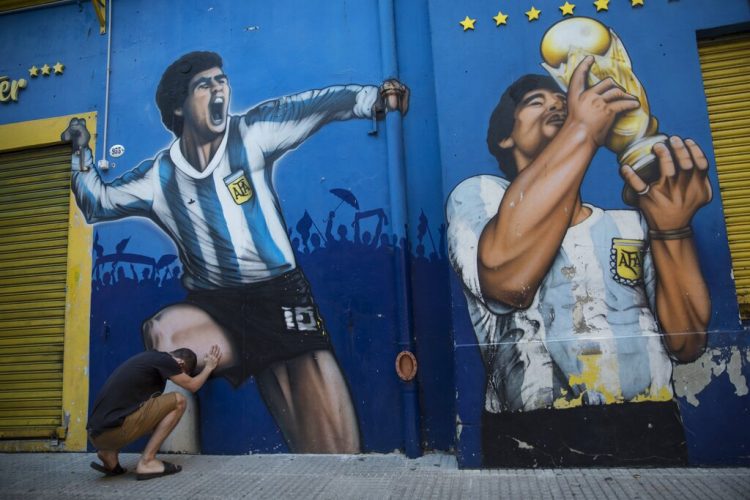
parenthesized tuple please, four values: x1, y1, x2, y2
(377, 0, 421, 459)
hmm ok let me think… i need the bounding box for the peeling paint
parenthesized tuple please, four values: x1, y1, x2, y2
(555, 353, 623, 408)
(560, 265, 576, 280)
(511, 437, 534, 450)
(727, 349, 749, 398)
(571, 292, 594, 333)
(673, 347, 750, 407)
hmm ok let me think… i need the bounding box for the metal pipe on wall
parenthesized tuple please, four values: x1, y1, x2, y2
(100, 0, 112, 166)
(377, 0, 422, 459)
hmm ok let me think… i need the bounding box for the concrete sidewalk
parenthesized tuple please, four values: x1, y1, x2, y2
(1, 452, 748, 499)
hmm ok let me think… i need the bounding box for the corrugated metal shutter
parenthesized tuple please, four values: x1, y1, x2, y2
(699, 33, 750, 319)
(0, 144, 70, 439)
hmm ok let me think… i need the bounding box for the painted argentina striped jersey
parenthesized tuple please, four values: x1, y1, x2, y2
(72, 84, 379, 290)
(446, 175, 674, 414)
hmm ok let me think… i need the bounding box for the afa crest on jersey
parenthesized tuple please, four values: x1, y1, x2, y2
(610, 238, 645, 286)
(224, 170, 253, 205)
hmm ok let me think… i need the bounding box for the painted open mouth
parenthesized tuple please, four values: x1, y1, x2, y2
(546, 114, 566, 126)
(210, 97, 225, 125)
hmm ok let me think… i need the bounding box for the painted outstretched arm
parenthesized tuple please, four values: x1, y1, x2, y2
(62, 118, 154, 223)
(620, 138, 711, 362)
(477, 57, 640, 308)
(247, 81, 409, 161)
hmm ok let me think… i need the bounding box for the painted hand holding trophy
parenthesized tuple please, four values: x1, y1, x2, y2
(540, 18, 667, 206)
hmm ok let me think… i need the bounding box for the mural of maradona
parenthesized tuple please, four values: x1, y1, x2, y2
(63, 51, 409, 454)
(446, 18, 712, 467)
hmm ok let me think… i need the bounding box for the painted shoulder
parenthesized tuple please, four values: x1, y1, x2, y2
(446, 174, 509, 217)
(109, 154, 161, 186)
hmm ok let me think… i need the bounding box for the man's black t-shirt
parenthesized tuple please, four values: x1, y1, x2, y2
(87, 351, 182, 436)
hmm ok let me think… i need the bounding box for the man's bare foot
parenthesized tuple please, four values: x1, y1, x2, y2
(135, 460, 181, 481)
(136, 457, 169, 475)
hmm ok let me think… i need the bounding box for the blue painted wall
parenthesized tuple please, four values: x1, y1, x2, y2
(0, 5, 106, 123)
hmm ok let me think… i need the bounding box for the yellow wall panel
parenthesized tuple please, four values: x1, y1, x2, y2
(0, 113, 95, 451)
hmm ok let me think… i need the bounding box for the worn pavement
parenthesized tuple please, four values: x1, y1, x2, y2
(1, 452, 748, 499)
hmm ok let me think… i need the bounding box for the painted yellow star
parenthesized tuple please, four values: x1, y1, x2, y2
(493, 11, 508, 26)
(53, 62, 64, 75)
(594, 0, 609, 11)
(560, 2, 575, 16)
(459, 16, 476, 31)
(631, 0, 644, 5)
(526, 6, 541, 21)
(41, 64, 51, 76)
(28, 65, 39, 77)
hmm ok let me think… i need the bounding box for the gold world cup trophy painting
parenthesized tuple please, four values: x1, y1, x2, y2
(540, 17, 667, 206)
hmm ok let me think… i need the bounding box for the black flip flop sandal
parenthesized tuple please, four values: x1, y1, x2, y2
(135, 461, 182, 481)
(90, 461, 127, 476)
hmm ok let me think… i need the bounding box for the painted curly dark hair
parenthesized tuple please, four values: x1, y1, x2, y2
(486, 74, 561, 180)
(155, 51, 224, 137)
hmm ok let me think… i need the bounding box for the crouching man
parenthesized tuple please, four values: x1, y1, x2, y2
(87, 345, 222, 480)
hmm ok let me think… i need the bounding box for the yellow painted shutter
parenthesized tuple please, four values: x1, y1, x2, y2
(0, 144, 71, 438)
(699, 33, 750, 319)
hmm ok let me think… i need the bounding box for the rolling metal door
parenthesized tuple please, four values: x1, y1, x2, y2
(0, 144, 71, 439)
(699, 34, 750, 318)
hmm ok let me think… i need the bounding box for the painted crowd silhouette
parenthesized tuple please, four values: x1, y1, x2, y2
(91, 192, 446, 296)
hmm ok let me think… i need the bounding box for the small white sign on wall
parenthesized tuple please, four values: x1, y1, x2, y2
(109, 144, 125, 157)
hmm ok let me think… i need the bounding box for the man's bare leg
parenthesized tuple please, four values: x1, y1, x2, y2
(136, 393, 187, 474)
(256, 350, 360, 453)
(96, 449, 120, 470)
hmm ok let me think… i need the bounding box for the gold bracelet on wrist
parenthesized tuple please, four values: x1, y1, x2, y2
(648, 226, 693, 240)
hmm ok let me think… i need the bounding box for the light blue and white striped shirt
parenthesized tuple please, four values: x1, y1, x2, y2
(446, 175, 674, 413)
(72, 84, 379, 290)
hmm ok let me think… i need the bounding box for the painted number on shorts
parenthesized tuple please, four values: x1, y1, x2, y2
(283, 306, 318, 332)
